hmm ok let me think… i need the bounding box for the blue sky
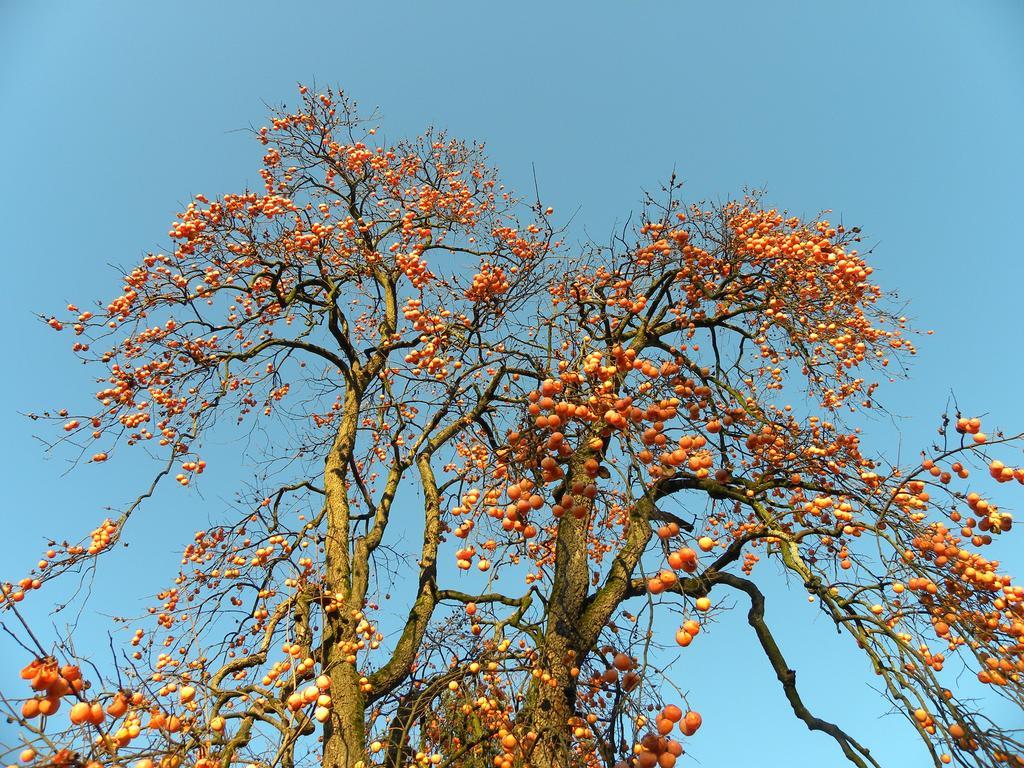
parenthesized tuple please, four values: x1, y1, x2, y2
(2, 2, 1023, 765)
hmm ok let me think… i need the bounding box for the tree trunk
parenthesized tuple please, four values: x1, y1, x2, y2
(527, 631, 582, 768)
(525, 451, 659, 767)
(322, 393, 366, 768)
(322, 659, 366, 768)
(525, 454, 596, 768)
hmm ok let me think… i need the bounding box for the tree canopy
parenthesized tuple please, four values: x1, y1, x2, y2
(4, 87, 1024, 768)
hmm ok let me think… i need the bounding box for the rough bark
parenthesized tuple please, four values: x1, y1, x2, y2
(525, 452, 599, 768)
(322, 389, 366, 768)
(322, 661, 367, 768)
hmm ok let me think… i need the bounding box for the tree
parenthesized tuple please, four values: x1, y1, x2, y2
(3, 86, 1024, 768)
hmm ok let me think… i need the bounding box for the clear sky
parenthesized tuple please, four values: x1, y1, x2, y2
(2, 2, 1023, 765)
